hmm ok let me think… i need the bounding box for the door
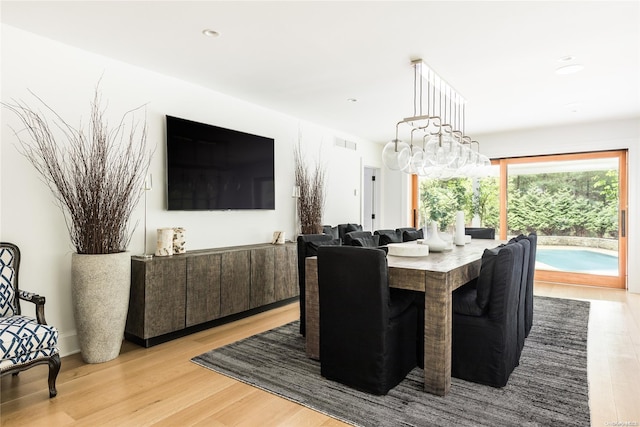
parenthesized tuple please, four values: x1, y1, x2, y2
(413, 150, 628, 289)
(363, 167, 380, 231)
(499, 150, 627, 288)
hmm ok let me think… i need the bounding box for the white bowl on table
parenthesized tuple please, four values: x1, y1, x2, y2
(387, 242, 430, 257)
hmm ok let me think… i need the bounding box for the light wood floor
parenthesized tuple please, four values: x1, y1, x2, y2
(2, 282, 639, 426)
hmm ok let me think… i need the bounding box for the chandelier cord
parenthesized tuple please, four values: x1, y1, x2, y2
(413, 62, 418, 118)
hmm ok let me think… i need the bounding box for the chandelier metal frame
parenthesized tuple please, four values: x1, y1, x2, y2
(382, 59, 491, 178)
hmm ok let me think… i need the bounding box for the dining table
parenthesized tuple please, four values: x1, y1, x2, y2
(305, 238, 502, 396)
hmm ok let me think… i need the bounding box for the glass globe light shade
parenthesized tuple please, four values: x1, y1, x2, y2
(473, 154, 492, 177)
(382, 140, 411, 171)
(403, 145, 427, 175)
(438, 166, 456, 180)
(478, 154, 491, 167)
(458, 149, 478, 176)
(450, 142, 470, 171)
(425, 133, 458, 168)
(422, 164, 444, 179)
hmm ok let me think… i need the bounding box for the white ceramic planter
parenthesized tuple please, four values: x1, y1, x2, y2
(71, 251, 130, 364)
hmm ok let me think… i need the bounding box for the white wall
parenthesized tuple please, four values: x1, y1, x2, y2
(476, 119, 640, 293)
(0, 25, 379, 356)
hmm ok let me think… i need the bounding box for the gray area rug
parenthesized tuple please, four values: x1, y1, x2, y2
(192, 296, 590, 426)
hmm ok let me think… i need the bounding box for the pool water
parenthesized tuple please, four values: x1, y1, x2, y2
(536, 248, 618, 276)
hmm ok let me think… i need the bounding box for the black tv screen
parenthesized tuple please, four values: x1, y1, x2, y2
(166, 116, 275, 210)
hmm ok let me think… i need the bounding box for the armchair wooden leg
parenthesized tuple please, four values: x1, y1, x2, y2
(48, 354, 61, 398)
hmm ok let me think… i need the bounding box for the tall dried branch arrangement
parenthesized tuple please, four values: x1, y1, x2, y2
(2, 85, 152, 254)
(294, 143, 326, 234)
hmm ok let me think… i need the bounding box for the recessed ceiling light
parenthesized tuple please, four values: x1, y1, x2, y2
(347, 98, 358, 103)
(564, 102, 582, 113)
(202, 29, 220, 38)
(555, 64, 584, 75)
(558, 55, 575, 62)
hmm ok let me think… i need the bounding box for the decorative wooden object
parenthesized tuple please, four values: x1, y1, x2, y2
(173, 227, 186, 254)
(155, 228, 174, 256)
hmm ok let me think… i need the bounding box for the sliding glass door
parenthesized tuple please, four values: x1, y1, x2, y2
(414, 150, 627, 289)
(500, 151, 627, 288)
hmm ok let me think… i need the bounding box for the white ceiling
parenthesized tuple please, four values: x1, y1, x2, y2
(2, 1, 639, 143)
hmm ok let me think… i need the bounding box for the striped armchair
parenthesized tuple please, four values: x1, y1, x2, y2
(0, 242, 61, 398)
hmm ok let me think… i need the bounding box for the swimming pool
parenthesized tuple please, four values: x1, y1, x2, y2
(536, 248, 618, 276)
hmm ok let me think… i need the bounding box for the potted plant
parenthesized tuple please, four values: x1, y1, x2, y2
(294, 143, 326, 235)
(2, 83, 152, 363)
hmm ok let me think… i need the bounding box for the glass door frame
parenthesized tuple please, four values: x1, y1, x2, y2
(497, 150, 628, 289)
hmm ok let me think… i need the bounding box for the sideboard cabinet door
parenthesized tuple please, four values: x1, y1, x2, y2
(128, 257, 186, 339)
(186, 254, 221, 327)
(275, 244, 298, 300)
(220, 250, 251, 316)
(250, 247, 276, 308)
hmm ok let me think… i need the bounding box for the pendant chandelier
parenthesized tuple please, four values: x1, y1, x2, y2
(382, 59, 491, 178)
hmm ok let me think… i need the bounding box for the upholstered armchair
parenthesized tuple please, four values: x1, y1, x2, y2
(317, 246, 419, 395)
(0, 242, 61, 398)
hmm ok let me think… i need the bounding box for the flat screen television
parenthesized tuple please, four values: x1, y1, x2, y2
(166, 115, 275, 210)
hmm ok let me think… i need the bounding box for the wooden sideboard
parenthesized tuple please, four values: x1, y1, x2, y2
(125, 242, 298, 347)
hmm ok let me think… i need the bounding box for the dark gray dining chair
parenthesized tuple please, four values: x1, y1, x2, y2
(464, 227, 496, 239)
(296, 234, 338, 336)
(317, 246, 419, 395)
(451, 243, 523, 387)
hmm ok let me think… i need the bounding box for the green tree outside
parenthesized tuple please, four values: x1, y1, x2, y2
(419, 169, 618, 239)
(419, 177, 498, 231)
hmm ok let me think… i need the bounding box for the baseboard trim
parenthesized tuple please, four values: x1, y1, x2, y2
(58, 330, 80, 357)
